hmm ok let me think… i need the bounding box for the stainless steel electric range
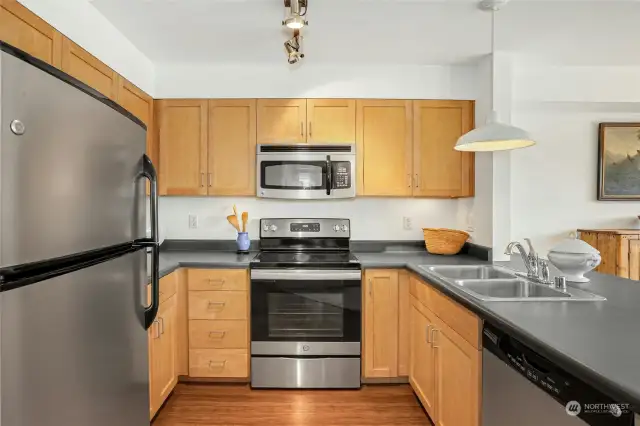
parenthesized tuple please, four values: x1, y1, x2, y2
(250, 218, 362, 389)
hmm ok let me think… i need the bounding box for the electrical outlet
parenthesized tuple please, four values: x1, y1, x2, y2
(188, 214, 198, 229)
(403, 217, 412, 230)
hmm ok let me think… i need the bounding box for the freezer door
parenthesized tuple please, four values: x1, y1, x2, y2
(0, 50, 146, 267)
(0, 250, 148, 426)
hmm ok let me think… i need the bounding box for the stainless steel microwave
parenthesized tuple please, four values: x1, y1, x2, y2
(256, 144, 356, 199)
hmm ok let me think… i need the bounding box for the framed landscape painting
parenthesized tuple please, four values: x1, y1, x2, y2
(598, 123, 640, 200)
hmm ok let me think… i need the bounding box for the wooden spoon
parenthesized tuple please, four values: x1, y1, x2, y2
(227, 215, 241, 232)
(233, 204, 238, 220)
(241, 212, 248, 232)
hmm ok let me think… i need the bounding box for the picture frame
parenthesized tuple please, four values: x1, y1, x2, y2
(598, 122, 640, 200)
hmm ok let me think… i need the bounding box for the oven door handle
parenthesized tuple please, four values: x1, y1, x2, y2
(251, 269, 361, 281)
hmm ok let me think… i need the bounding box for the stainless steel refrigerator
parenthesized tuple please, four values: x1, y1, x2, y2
(0, 42, 160, 425)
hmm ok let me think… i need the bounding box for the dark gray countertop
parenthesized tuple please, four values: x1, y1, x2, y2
(152, 247, 640, 409)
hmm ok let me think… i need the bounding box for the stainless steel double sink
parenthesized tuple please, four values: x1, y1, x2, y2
(421, 265, 606, 302)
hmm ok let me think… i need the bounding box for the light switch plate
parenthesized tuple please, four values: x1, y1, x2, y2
(188, 214, 198, 229)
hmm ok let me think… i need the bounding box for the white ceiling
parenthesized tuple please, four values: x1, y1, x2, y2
(87, 0, 640, 66)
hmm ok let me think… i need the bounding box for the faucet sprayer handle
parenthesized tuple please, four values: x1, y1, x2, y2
(524, 238, 536, 256)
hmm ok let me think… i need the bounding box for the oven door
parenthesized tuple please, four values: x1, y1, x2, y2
(250, 269, 361, 356)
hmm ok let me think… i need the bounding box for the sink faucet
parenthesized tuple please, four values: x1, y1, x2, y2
(505, 238, 550, 283)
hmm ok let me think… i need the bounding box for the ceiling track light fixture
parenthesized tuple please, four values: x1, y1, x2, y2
(283, 0, 308, 30)
(454, 0, 536, 152)
(284, 32, 304, 65)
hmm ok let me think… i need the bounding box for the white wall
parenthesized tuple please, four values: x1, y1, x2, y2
(18, 0, 155, 94)
(159, 197, 460, 242)
(155, 62, 475, 100)
(510, 65, 640, 255)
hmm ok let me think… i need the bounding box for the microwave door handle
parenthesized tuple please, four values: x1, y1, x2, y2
(326, 156, 332, 195)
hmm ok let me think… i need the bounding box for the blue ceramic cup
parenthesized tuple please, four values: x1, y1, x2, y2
(237, 232, 250, 252)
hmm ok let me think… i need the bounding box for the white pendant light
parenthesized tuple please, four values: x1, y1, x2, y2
(455, 0, 535, 152)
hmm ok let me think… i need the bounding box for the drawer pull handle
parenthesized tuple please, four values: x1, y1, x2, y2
(209, 360, 227, 369)
(208, 331, 227, 339)
(207, 301, 226, 309)
(207, 279, 226, 287)
(431, 328, 439, 348)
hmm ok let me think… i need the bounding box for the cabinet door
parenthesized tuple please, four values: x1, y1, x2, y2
(397, 271, 410, 376)
(0, 0, 62, 66)
(156, 295, 178, 408)
(208, 99, 256, 195)
(158, 99, 208, 195)
(148, 321, 158, 420)
(434, 324, 481, 426)
(409, 302, 437, 420)
(257, 99, 307, 144)
(363, 269, 399, 378)
(413, 100, 474, 198)
(307, 99, 356, 143)
(116, 77, 155, 182)
(357, 100, 413, 196)
(61, 37, 118, 100)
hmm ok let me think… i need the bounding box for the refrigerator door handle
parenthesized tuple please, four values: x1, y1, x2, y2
(137, 154, 160, 330)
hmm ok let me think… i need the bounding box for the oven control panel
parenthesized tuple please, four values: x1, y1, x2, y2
(290, 223, 321, 232)
(260, 218, 350, 238)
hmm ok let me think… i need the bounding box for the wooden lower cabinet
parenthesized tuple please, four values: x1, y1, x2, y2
(187, 268, 250, 380)
(149, 294, 178, 419)
(363, 269, 399, 378)
(410, 300, 437, 419)
(434, 322, 481, 426)
(408, 275, 481, 426)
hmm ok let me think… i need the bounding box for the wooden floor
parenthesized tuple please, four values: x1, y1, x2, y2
(152, 383, 433, 426)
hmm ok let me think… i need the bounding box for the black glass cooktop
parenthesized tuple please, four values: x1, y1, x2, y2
(250, 251, 360, 269)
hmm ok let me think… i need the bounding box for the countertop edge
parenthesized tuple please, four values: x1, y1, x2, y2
(153, 256, 640, 409)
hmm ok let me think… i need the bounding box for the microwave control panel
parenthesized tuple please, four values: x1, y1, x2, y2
(332, 162, 351, 189)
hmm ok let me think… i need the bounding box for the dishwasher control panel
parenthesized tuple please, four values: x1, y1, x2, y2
(483, 324, 635, 426)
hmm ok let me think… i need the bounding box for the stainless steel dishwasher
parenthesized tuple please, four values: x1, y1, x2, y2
(483, 323, 636, 426)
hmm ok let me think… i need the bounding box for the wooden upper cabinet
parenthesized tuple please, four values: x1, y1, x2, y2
(363, 269, 399, 378)
(61, 37, 118, 100)
(158, 99, 208, 196)
(0, 0, 61, 66)
(307, 99, 356, 143)
(257, 99, 307, 144)
(208, 100, 256, 196)
(116, 77, 155, 171)
(117, 77, 152, 125)
(357, 100, 413, 196)
(413, 100, 474, 198)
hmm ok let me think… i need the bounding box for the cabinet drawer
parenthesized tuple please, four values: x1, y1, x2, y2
(189, 320, 248, 349)
(188, 291, 247, 320)
(189, 349, 248, 378)
(188, 269, 248, 291)
(159, 272, 178, 304)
